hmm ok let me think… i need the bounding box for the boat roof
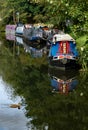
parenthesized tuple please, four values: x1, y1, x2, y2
(52, 34, 75, 42)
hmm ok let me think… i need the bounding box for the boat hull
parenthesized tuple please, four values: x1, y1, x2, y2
(48, 57, 79, 70)
(48, 34, 79, 70)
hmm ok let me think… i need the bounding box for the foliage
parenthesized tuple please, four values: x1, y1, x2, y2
(76, 35, 88, 47)
(0, 0, 88, 36)
(77, 37, 88, 71)
(0, 0, 88, 128)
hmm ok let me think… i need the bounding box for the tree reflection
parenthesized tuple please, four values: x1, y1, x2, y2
(0, 37, 88, 130)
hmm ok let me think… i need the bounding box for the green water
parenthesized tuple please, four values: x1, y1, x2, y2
(0, 34, 88, 130)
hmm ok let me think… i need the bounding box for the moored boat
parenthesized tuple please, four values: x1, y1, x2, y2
(6, 25, 16, 35)
(48, 33, 79, 70)
(15, 22, 25, 36)
(23, 25, 51, 45)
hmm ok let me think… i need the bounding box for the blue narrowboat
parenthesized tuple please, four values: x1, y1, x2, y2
(48, 33, 79, 69)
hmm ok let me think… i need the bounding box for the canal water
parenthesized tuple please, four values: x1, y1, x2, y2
(0, 33, 88, 130)
(0, 76, 29, 130)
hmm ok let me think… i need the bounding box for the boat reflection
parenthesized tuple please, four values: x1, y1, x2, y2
(15, 36, 24, 45)
(5, 34, 47, 58)
(23, 39, 47, 58)
(5, 33, 23, 45)
(48, 68, 78, 94)
(6, 33, 15, 41)
(5, 34, 24, 56)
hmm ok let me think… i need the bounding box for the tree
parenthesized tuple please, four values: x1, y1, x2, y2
(0, 0, 88, 36)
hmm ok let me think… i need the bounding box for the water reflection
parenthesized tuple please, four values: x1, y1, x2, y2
(0, 76, 28, 130)
(5, 33, 47, 58)
(6, 33, 15, 41)
(48, 67, 78, 94)
(3, 33, 88, 130)
(16, 36, 24, 45)
(23, 39, 47, 58)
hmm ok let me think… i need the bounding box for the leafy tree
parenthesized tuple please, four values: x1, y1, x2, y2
(0, 0, 88, 35)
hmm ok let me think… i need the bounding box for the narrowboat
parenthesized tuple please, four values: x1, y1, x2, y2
(15, 22, 25, 36)
(6, 25, 16, 35)
(23, 26, 51, 45)
(48, 33, 79, 70)
(5, 25, 16, 41)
